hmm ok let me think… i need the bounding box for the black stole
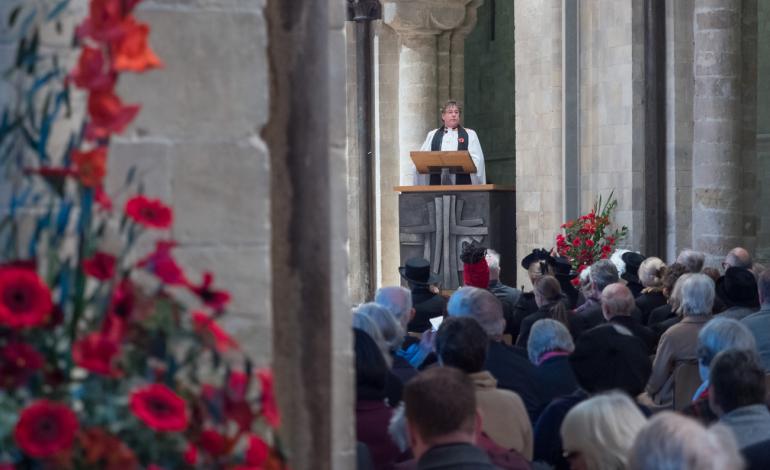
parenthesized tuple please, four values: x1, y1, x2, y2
(429, 126, 471, 185)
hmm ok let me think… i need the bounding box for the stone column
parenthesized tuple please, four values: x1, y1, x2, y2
(692, 0, 743, 266)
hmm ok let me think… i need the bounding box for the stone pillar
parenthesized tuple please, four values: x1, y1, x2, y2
(692, 0, 743, 266)
(264, 0, 351, 468)
(375, 0, 478, 286)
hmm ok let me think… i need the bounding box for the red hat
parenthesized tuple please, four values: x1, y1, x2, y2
(461, 244, 489, 288)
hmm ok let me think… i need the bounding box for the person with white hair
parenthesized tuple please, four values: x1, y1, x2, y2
(647, 273, 714, 406)
(485, 248, 522, 338)
(527, 319, 578, 412)
(448, 286, 543, 420)
(676, 249, 705, 273)
(635, 257, 668, 324)
(560, 391, 647, 470)
(682, 317, 757, 424)
(374, 286, 413, 330)
(628, 412, 743, 470)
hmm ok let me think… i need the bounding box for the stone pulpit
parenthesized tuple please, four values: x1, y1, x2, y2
(396, 184, 516, 291)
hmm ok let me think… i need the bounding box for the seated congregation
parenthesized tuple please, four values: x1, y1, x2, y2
(354, 245, 770, 470)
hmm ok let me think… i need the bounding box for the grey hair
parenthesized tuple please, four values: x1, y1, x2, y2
(356, 302, 404, 353)
(678, 273, 715, 317)
(725, 247, 753, 269)
(628, 412, 743, 470)
(696, 317, 757, 367)
(589, 260, 620, 293)
(561, 391, 647, 470)
(447, 286, 505, 337)
(676, 249, 705, 273)
(375, 286, 413, 329)
(352, 310, 392, 366)
(639, 257, 666, 289)
(485, 249, 501, 272)
(527, 319, 574, 364)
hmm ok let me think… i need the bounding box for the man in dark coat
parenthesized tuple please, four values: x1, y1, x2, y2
(485, 248, 521, 338)
(574, 259, 618, 331)
(404, 367, 498, 470)
(602, 283, 657, 354)
(400, 258, 446, 333)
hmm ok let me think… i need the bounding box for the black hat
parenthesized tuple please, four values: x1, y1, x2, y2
(399, 258, 439, 286)
(621, 252, 645, 284)
(552, 256, 577, 280)
(569, 324, 652, 396)
(521, 248, 556, 271)
(716, 267, 760, 309)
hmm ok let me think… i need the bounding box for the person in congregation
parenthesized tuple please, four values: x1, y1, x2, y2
(710, 349, 770, 449)
(574, 259, 619, 331)
(511, 248, 558, 338)
(398, 258, 446, 334)
(634, 257, 668, 324)
(717, 266, 760, 320)
(516, 275, 582, 347)
(435, 316, 533, 460)
(402, 367, 498, 470)
(742, 269, 770, 371)
(676, 248, 706, 274)
(724, 246, 754, 271)
(646, 263, 688, 330)
(682, 317, 757, 424)
(413, 100, 486, 185)
(601, 283, 656, 354)
(560, 392, 647, 470)
(485, 248, 522, 336)
(447, 286, 543, 420)
(526, 319, 579, 417)
(647, 273, 713, 406)
(374, 286, 420, 384)
(353, 310, 404, 407)
(620, 252, 646, 298)
(628, 412, 743, 470)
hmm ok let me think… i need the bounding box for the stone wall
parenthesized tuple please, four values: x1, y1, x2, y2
(514, 0, 563, 288)
(465, 0, 516, 186)
(578, 0, 646, 251)
(757, 1, 770, 265)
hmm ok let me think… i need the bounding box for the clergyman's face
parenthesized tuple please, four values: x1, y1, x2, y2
(442, 105, 460, 129)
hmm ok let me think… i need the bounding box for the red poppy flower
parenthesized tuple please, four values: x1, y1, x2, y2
(257, 369, 280, 428)
(0, 342, 44, 389)
(83, 251, 117, 280)
(183, 444, 198, 465)
(458, 137, 465, 143)
(137, 240, 187, 285)
(94, 186, 113, 211)
(86, 89, 140, 140)
(14, 400, 78, 458)
(585, 239, 595, 248)
(72, 147, 108, 188)
(188, 272, 231, 311)
(70, 46, 115, 91)
(125, 195, 173, 229)
(77, 0, 142, 42)
(72, 332, 122, 376)
(245, 434, 269, 467)
(192, 311, 239, 353)
(129, 383, 188, 432)
(198, 429, 229, 456)
(601, 245, 612, 254)
(109, 278, 135, 319)
(112, 17, 163, 72)
(0, 267, 53, 329)
(572, 238, 581, 247)
(224, 371, 254, 430)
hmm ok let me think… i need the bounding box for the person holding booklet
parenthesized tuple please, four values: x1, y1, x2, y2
(412, 100, 487, 185)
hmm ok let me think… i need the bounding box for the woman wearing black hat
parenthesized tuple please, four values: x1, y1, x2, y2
(509, 249, 558, 340)
(516, 276, 582, 348)
(398, 258, 447, 334)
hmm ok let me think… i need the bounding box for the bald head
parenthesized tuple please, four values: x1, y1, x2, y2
(725, 247, 752, 270)
(601, 283, 635, 320)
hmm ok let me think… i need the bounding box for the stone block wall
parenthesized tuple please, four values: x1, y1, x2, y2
(115, 0, 273, 364)
(757, 1, 770, 265)
(514, 0, 563, 288)
(578, 0, 646, 251)
(465, 0, 516, 186)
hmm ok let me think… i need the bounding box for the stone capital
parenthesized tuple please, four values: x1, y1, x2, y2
(382, 0, 476, 36)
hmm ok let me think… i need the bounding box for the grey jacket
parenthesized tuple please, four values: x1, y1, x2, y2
(719, 404, 770, 450)
(742, 306, 770, 371)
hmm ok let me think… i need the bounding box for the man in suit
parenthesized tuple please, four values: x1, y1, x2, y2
(413, 100, 486, 185)
(601, 283, 656, 354)
(742, 270, 770, 371)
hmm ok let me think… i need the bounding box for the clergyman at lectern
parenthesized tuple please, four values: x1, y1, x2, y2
(413, 100, 487, 185)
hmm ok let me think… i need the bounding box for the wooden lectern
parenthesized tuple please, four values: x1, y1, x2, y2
(410, 151, 477, 185)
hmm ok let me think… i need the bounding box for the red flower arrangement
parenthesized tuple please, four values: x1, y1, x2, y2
(555, 191, 628, 281)
(1, 1, 286, 467)
(14, 401, 79, 458)
(0, 267, 53, 329)
(129, 383, 189, 432)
